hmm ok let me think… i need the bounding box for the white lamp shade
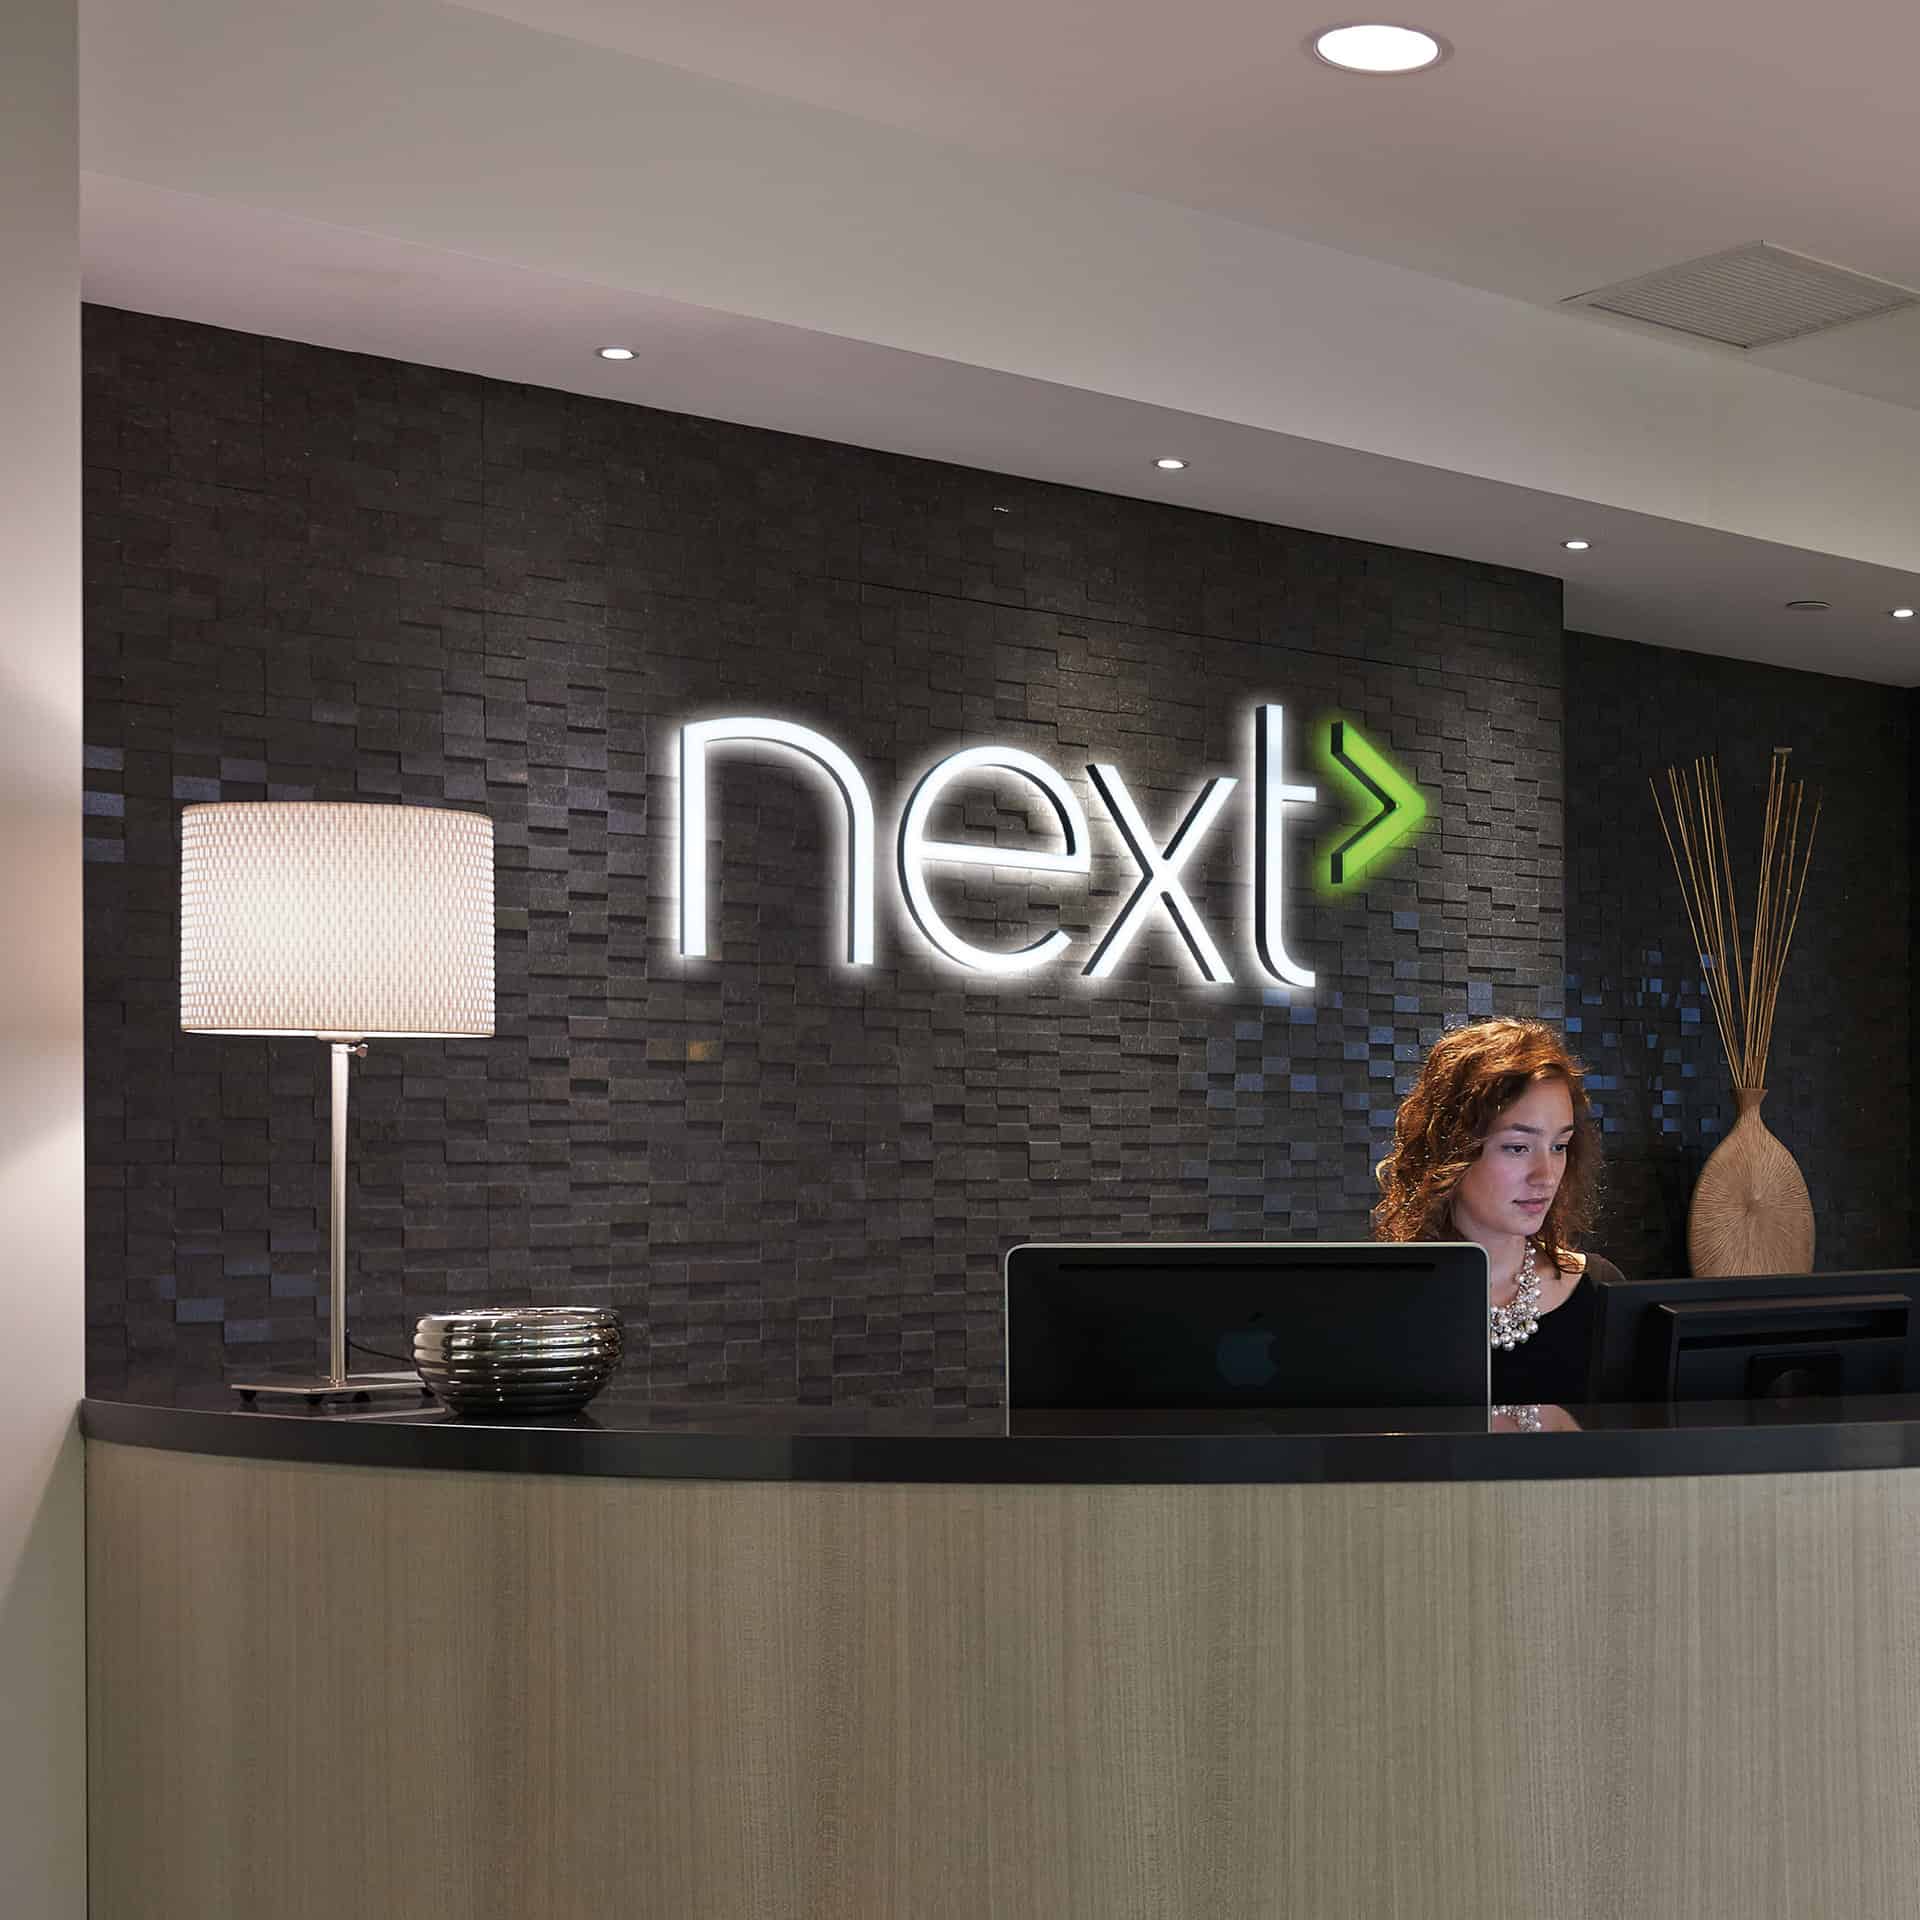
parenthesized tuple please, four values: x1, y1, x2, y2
(180, 802, 495, 1038)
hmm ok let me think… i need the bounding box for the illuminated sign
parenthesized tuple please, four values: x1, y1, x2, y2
(898, 745, 1091, 976)
(679, 717, 877, 965)
(677, 706, 1424, 986)
(1319, 720, 1427, 892)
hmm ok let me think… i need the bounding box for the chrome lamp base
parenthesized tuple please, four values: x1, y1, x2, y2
(232, 1369, 427, 1402)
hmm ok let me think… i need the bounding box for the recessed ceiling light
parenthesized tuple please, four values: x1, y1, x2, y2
(1562, 539, 1591, 551)
(1155, 457, 1188, 471)
(1784, 599, 1831, 612)
(1311, 23, 1449, 73)
(1893, 607, 1916, 619)
(597, 346, 636, 361)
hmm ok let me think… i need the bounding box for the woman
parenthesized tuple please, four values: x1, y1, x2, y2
(1374, 1017, 1622, 1405)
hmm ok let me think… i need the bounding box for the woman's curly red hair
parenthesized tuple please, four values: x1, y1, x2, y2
(1372, 1017, 1600, 1271)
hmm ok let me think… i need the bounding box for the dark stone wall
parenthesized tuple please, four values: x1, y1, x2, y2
(1563, 631, 1910, 1278)
(82, 307, 1567, 1398)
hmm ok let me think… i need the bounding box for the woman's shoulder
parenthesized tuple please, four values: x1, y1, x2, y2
(1558, 1249, 1626, 1284)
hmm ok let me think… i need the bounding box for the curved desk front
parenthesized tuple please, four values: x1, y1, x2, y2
(82, 1392, 1920, 1919)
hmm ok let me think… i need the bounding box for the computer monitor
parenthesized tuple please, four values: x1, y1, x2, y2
(1588, 1268, 1920, 1402)
(1004, 1241, 1489, 1409)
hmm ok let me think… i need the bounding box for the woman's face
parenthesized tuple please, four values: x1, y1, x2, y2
(1449, 1075, 1576, 1245)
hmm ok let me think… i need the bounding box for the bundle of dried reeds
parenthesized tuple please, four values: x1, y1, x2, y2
(1649, 748, 1821, 1091)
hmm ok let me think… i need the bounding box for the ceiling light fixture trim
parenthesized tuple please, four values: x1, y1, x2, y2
(1309, 23, 1451, 74)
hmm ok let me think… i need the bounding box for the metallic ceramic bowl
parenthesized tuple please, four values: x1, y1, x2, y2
(413, 1306, 624, 1415)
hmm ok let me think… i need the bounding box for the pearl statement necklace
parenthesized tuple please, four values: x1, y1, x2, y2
(1489, 1240, 1541, 1351)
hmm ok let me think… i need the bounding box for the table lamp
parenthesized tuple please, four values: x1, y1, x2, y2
(180, 800, 495, 1399)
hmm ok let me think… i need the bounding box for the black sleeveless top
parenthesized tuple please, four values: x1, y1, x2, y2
(1489, 1254, 1625, 1405)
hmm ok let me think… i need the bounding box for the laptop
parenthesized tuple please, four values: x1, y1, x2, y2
(1005, 1241, 1489, 1409)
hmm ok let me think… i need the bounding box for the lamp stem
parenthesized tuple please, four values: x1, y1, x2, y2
(327, 1040, 366, 1388)
(235, 1034, 419, 1399)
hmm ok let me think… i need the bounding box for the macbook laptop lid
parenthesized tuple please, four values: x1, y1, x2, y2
(1005, 1241, 1489, 1409)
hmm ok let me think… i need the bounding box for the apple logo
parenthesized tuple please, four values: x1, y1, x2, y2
(1216, 1326, 1280, 1388)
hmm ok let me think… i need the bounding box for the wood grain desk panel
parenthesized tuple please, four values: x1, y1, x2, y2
(88, 1442, 1920, 1919)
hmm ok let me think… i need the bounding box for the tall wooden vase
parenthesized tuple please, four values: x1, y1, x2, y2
(1686, 1088, 1815, 1276)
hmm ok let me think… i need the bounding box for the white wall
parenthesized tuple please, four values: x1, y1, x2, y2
(0, 0, 85, 1913)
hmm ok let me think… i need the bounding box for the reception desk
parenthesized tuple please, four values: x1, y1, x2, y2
(83, 1391, 1920, 1919)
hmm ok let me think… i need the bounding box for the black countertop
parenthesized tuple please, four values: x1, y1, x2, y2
(78, 1384, 1920, 1485)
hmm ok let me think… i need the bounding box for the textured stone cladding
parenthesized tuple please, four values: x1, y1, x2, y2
(1564, 631, 1910, 1278)
(81, 308, 1568, 1399)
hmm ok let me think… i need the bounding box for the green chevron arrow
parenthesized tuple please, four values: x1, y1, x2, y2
(1318, 718, 1427, 891)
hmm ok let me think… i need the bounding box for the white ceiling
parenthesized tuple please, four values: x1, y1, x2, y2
(453, 0, 1920, 409)
(77, 0, 1920, 681)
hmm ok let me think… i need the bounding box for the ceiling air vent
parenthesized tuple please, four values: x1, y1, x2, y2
(1563, 242, 1920, 349)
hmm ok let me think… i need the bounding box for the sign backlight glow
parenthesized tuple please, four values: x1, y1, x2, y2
(676, 705, 1426, 986)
